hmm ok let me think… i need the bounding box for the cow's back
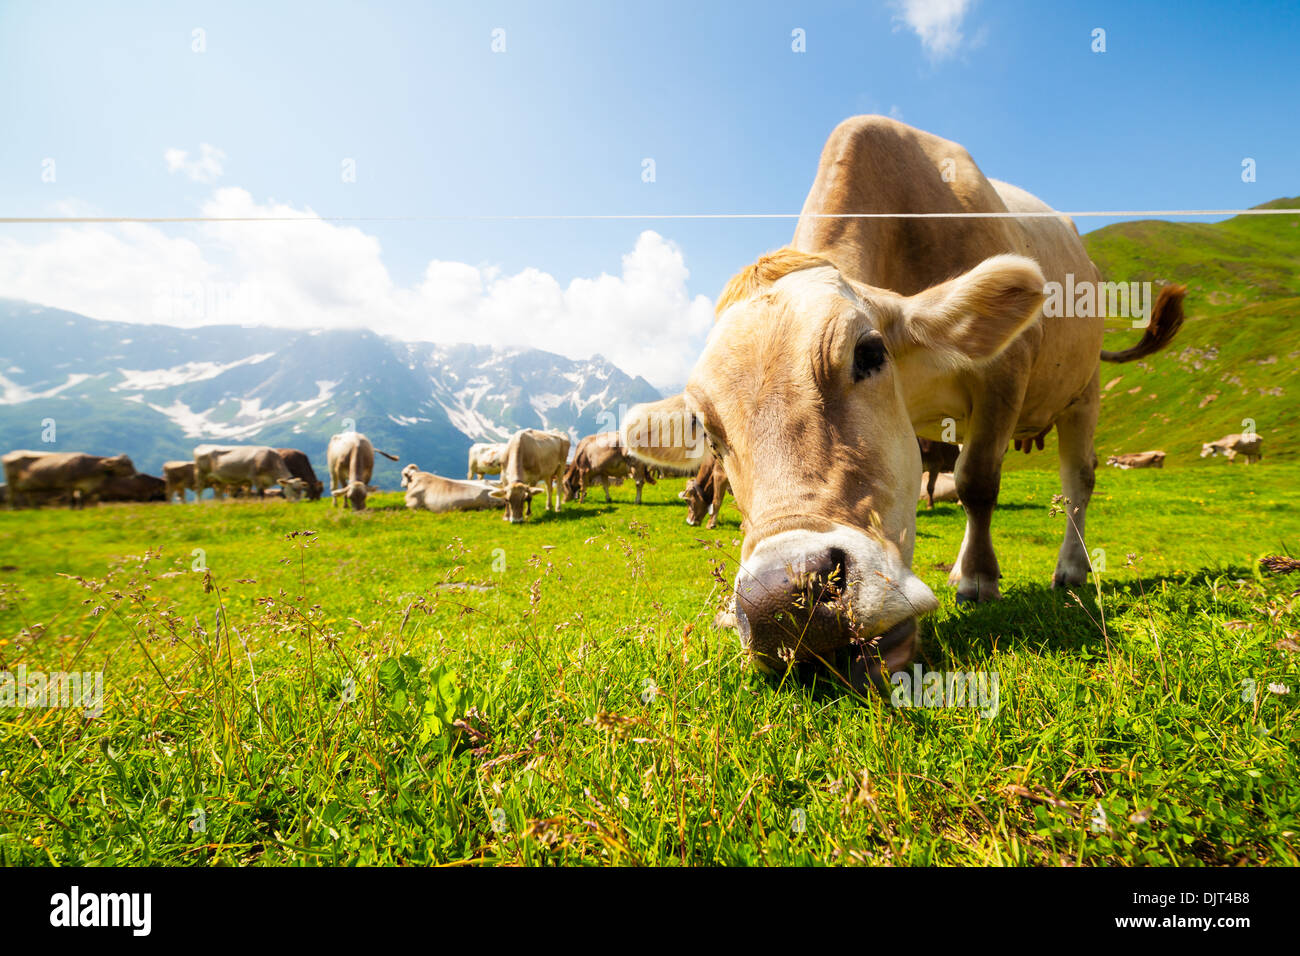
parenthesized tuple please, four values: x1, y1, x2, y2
(504, 429, 567, 484)
(792, 115, 1103, 436)
(2, 450, 44, 484)
(328, 433, 374, 484)
(792, 116, 1024, 294)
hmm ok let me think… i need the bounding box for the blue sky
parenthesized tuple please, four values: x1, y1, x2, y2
(1, 0, 1297, 387)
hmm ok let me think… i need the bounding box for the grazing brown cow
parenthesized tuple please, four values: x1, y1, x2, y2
(563, 432, 656, 505)
(491, 428, 570, 523)
(625, 116, 1184, 679)
(163, 461, 199, 502)
(1107, 450, 1166, 469)
(276, 448, 325, 500)
(327, 432, 399, 510)
(679, 452, 730, 529)
(2, 450, 136, 509)
(918, 438, 961, 508)
(1201, 434, 1262, 464)
(194, 445, 307, 501)
(401, 464, 507, 512)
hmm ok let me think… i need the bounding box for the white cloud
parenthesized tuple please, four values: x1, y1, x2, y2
(893, 0, 974, 60)
(164, 143, 226, 183)
(0, 187, 714, 389)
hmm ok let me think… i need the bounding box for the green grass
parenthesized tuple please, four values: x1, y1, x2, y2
(2, 466, 1297, 866)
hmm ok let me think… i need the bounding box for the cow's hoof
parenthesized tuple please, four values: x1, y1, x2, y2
(1051, 557, 1090, 589)
(1050, 571, 1087, 589)
(954, 575, 1002, 604)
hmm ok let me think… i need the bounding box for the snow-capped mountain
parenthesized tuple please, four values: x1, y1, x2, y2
(0, 300, 662, 487)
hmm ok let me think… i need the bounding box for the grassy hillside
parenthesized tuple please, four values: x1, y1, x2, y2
(2, 469, 1297, 866)
(1003, 199, 1300, 469)
(1085, 198, 1300, 314)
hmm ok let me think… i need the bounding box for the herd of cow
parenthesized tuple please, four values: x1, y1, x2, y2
(0, 425, 735, 527)
(0, 424, 1258, 517)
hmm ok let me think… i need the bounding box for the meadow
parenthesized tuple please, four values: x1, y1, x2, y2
(1, 461, 1297, 866)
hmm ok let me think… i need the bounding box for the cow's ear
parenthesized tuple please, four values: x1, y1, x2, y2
(888, 254, 1045, 363)
(621, 394, 708, 470)
(489, 488, 507, 499)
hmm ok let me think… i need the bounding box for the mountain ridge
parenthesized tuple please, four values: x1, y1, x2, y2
(0, 300, 661, 487)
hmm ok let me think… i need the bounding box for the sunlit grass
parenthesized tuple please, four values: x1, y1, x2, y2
(1, 464, 1297, 865)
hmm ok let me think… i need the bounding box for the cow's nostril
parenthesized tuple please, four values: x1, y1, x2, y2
(792, 548, 848, 605)
(733, 546, 860, 668)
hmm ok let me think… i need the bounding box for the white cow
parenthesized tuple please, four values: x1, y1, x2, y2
(1201, 434, 1262, 464)
(401, 464, 507, 512)
(491, 428, 571, 523)
(327, 431, 399, 510)
(467, 442, 508, 479)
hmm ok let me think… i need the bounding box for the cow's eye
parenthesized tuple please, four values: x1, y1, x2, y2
(853, 334, 887, 382)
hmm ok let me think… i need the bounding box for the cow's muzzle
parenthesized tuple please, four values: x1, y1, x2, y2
(733, 528, 937, 679)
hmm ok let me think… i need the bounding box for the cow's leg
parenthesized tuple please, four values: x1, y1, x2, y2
(706, 479, 722, 530)
(634, 479, 644, 505)
(949, 381, 1028, 603)
(552, 472, 562, 512)
(1052, 378, 1100, 589)
(926, 470, 938, 510)
(601, 476, 612, 503)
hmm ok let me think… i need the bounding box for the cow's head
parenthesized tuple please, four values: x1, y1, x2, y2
(332, 480, 369, 510)
(628, 248, 1044, 679)
(280, 477, 307, 502)
(490, 482, 546, 522)
(400, 464, 420, 489)
(678, 479, 710, 527)
(1200, 443, 1217, 458)
(103, 454, 135, 477)
(561, 463, 583, 502)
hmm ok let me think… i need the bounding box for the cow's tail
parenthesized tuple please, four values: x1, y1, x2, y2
(1100, 284, 1186, 363)
(376, 449, 400, 462)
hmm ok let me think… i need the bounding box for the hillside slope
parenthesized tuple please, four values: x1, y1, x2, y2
(1005, 199, 1300, 469)
(1086, 197, 1300, 313)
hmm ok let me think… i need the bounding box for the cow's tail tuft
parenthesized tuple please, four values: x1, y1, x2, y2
(1101, 283, 1186, 363)
(376, 449, 400, 462)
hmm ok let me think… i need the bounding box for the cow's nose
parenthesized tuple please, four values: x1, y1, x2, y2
(734, 547, 853, 668)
